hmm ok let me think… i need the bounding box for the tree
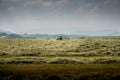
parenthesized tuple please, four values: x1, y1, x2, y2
(57, 36, 63, 40)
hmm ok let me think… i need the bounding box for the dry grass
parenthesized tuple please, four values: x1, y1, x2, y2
(0, 38, 120, 57)
(0, 56, 120, 64)
(0, 38, 120, 64)
(0, 64, 120, 80)
(0, 38, 120, 79)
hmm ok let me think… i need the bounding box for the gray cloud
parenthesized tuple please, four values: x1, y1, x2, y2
(1, 0, 17, 2)
(24, 0, 69, 8)
(0, 0, 120, 34)
(1, 0, 119, 17)
(7, 6, 16, 11)
(74, 0, 120, 19)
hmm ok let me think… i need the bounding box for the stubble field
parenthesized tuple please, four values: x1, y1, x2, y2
(0, 37, 120, 80)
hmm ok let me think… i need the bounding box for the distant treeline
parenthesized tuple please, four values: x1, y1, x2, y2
(0, 32, 120, 39)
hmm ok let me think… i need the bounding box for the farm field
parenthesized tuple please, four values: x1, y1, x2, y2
(0, 37, 120, 64)
(0, 64, 120, 80)
(0, 37, 120, 80)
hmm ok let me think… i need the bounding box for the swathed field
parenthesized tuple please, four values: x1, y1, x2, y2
(0, 37, 120, 80)
(0, 37, 120, 64)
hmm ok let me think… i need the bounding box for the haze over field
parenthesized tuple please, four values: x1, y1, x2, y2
(0, 0, 120, 35)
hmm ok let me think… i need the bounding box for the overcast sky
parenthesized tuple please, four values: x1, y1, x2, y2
(0, 0, 120, 34)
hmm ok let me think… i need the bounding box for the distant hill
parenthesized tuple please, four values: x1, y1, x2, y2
(6, 34, 23, 38)
(24, 34, 87, 38)
(0, 32, 86, 38)
(0, 30, 23, 38)
(0, 30, 120, 38)
(0, 32, 7, 38)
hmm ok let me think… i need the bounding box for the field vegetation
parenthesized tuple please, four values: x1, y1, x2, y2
(0, 64, 120, 80)
(0, 37, 120, 64)
(0, 37, 120, 80)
